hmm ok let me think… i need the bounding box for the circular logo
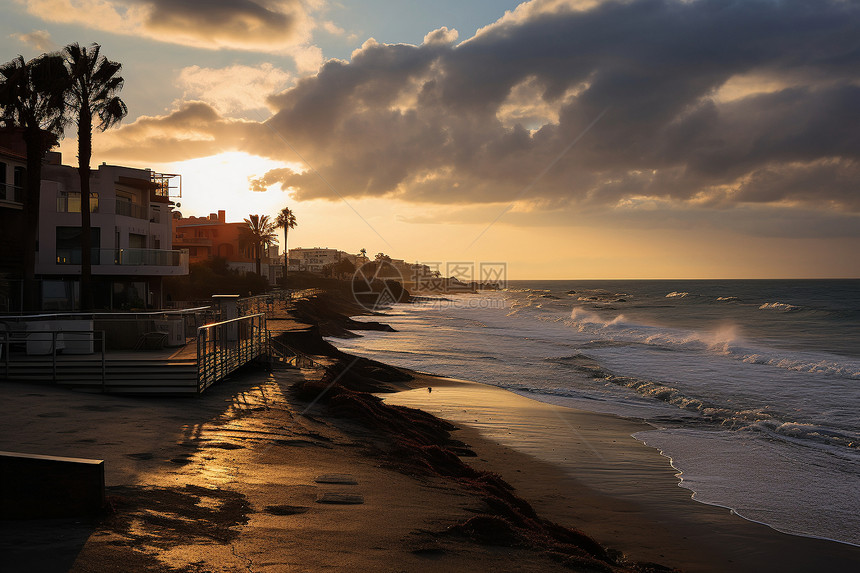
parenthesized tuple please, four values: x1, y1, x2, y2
(351, 260, 404, 311)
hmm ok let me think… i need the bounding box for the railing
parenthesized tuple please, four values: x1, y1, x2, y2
(196, 313, 267, 392)
(0, 308, 211, 343)
(236, 289, 323, 319)
(56, 248, 103, 265)
(1, 330, 107, 389)
(55, 248, 185, 267)
(268, 335, 323, 369)
(115, 200, 146, 219)
(117, 248, 183, 266)
(0, 183, 24, 204)
(174, 237, 213, 247)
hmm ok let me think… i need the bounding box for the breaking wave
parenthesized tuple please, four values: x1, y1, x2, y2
(563, 306, 859, 380)
(513, 368, 860, 453)
(759, 302, 802, 312)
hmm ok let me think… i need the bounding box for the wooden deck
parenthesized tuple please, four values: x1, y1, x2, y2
(1, 289, 324, 394)
(1, 315, 270, 394)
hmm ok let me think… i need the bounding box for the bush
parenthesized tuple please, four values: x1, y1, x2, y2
(164, 257, 270, 300)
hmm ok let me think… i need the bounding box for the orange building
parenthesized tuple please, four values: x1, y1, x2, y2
(173, 210, 281, 283)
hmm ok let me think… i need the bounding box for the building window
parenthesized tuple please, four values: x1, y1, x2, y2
(57, 191, 99, 213)
(129, 233, 147, 249)
(56, 226, 101, 264)
(0, 162, 5, 200)
(3, 165, 25, 203)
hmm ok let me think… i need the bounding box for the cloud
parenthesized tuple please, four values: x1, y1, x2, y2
(176, 63, 292, 114)
(93, 101, 282, 164)
(97, 0, 860, 222)
(242, 0, 860, 215)
(10, 29, 57, 52)
(423, 27, 458, 46)
(321, 20, 344, 36)
(18, 0, 321, 60)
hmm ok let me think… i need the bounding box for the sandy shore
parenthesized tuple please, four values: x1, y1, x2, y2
(385, 374, 860, 572)
(2, 343, 859, 571)
(0, 364, 634, 572)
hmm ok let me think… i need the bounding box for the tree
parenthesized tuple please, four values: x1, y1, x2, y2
(275, 206, 297, 279)
(239, 214, 278, 277)
(333, 258, 355, 279)
(64, 43, 127, 310)
(0, 53, 67, 311)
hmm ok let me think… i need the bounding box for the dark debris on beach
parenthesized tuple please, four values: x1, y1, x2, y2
(288, 293, 681, 572)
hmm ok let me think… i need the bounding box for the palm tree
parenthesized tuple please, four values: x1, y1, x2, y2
(63, 43, 127, 310)
(275, 207, 297, 280)
(239, 214, 278, 277)
(0, 53, 67, 311)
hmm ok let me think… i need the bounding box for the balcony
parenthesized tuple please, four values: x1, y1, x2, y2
(115, 200, 146, 219)
(116, 248, 184, 266)
(174, 236, 213, 247)
(56, 248, 185, 267)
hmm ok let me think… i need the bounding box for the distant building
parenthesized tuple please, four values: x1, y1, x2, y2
(287, 247, 352, 274)
(286, 248, 430, 280)
(173, 211, 282, 285)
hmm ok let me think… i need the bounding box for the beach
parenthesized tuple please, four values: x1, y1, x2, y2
(2, 291, 860, 571)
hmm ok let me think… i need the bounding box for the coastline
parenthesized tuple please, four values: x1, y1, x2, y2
(383, 373, 860, 572)
(1, 291, 858, 571)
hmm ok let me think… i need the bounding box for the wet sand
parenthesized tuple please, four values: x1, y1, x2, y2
(385, 374, 860, 572)
(0, 367, 619, 572)
(2, 361, 859, 571)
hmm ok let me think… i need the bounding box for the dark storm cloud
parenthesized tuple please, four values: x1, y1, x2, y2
(142, 0, 305, 46)
(254, 0, 860, 210)
(23, 0, 314, 51)
(105, 0, 860, 213)
(98, 101, 278, 163)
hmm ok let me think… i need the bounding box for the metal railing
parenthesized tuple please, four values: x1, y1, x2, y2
(236, 289, 322, 319)
(1, 329, 107, 389)
(268, 335, 324, 369)
(196, 313, 267, 393)
(55, 248, 185, 267)
(115, 200, 146, 219)
(116, 248, 183, 266)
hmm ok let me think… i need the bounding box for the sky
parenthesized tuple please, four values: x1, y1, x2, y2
(2, 0, 859, 279)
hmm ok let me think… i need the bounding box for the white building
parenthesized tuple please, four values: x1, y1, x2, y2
(34, 153, 188, 309)
(287, 247, 357, 274)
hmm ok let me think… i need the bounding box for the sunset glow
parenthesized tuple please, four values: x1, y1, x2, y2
(4, 0, 858, 278)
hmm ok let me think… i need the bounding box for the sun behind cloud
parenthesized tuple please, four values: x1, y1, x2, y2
(159, 151, 305, 220)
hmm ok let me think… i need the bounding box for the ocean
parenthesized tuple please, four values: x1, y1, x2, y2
(331, 279, 860, 547)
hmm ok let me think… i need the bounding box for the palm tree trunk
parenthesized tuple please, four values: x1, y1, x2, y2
(22, 127, 44, 311)
(284, 225, 290, 287)
(256, 242, 262, 277)
(78, 106, 94, 310)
